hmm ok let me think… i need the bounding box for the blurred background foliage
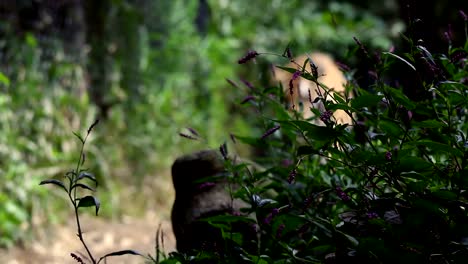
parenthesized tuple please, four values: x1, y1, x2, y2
(0, 0, 459, 248)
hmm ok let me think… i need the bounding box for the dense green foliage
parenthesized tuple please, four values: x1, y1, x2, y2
(160, 15, 468, 263)
(0, 1, 397, 248)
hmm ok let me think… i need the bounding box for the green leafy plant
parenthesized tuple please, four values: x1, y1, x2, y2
(165, 11, 468, 263)
(39, 120, 143, 264)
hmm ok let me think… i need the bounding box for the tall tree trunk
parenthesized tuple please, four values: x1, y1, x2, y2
(83, 0, 113, 118)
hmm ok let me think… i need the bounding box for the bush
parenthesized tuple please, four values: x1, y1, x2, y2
(161, 13, 468, 263)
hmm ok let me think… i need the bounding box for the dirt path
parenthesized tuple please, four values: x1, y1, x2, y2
(0, 212, 176, 264)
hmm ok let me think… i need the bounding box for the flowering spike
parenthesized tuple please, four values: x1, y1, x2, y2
(240, 79, 255, 90)
(261, 125, 280, 139)
(276, 223, 285, 238)
(287, 169, 297, 184)
(230, 133, 237, 144)
(187, 127, 199, 137)
(335, 187, 350, 202)
(225, 78, 239, 88)
(179, 132, 198, 140)
(385, 151, 392, 161)
(283, 46, 293, 60)
(70, 253, 85, 264)
(353, 36, 370, 58)
(198, 182, 216, 190)
(240, 95, 255, 104)
(320, 110, 333, 123)
(238, 50, 259, 64)
(460, 10, 467, 21)
(264, 208, 279, 224)
(219, 142, 228, 160)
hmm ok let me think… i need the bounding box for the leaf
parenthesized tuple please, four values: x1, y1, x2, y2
(275, 65, 298, 75)
(327, 103, 354, 112)
(384, 86, 416, 110)
(407, 140, 463, 158)
(99, 250, 143, 260)
(416, 45, 435, 65)
(332, 92, 346, 104)
(351, 93, 384, 109)
(267, 98, 292, 120)
(412, 120, 445, 129)
(77, 172, 98, 187)
(87, 119, 99, 134)
(39, 179, 67, 193)
(382, 52, 416, 71)
(297, 146, 319, 156)
(72, 131, 84, 144)
(77, 195, 100, 215)
(398, 156, 433, 172)
(71, 183, 95, 192)
(252, 194, 277, 207)
(233, 135, 267, 147)
(379, 120, 402, 137)
(277, 120, 337, 141)
(336, 230, 359, 246)
(431, 189, 457, 201)
(0, 72, 10, 86)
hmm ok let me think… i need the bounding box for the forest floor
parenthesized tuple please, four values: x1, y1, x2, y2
(0, 171, 177, 264)
(0, 212, 176, 264)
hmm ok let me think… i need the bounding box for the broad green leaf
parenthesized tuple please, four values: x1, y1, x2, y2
(275, 65, 299, 75)
(351, 93, 384, 109)
(327, 103, 354, 112)
(0, 72, 10, 86)
(407, 140, 463, 158)
(232, 135, 267, 147)
(431, 190, 457, 201)
(412, 120, 445, 129)
(379, 120, 402, 137)
(332, 92, 346, 104)
(398, 156, 433, 172)
(384, 86, 416, 109)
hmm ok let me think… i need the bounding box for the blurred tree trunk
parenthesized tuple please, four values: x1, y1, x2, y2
(195, 0, 211, 37)
(193, 0, 212, 110)
(115, 4, 144, 107)
(83, 0, 113, 118)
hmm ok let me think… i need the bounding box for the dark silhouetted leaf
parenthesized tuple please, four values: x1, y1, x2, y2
(72, 131, 84, 144)
(77, 195, 100, 215)
(382, 52, 416, 71)
(297, 146, 319, 156)
(385, 86, 416, 110)
(77, 172, 98, 187)
(39, 179, 67, 193)
(71, 183, 95, 192)
(88, 119, 99, 134)
(100, 249, 142, 260)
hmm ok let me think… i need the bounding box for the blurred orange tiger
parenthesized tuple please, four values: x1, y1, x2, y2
(272, 52, 353, 126)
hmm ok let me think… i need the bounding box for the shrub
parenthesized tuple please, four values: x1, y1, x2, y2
(165, 12, 468, 263)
